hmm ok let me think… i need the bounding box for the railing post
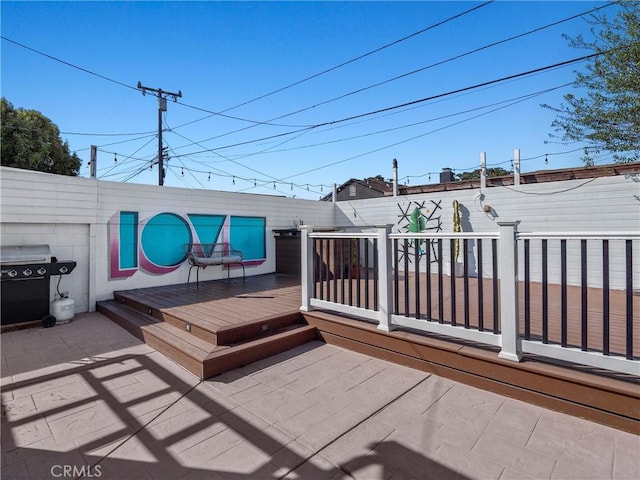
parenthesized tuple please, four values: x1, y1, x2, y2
(376, 224, 394, 332)
(497, 221, 522, 362)
(300, 225, 314, 312)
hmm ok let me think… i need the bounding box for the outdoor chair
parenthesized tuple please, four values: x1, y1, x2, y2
(184, 243, 245, 287)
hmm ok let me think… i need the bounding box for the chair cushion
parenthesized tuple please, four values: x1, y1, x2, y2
(194, 256, 223, 265)
(222, 255, 242, 264)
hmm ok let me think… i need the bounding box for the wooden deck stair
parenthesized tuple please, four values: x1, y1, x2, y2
(97, 276, 317, 379)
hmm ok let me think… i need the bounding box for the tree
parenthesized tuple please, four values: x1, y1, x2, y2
(455, 167, 512, 181)
(1, 98, 81, 176)
(365, 175, 387, 182)
(544, 2, 640, 164)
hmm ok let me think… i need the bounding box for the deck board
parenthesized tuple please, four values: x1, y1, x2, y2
(114, 272, 636, 358)
(114, 274, 303, 341)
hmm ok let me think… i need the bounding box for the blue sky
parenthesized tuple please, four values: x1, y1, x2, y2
(1, 1, 617, 199)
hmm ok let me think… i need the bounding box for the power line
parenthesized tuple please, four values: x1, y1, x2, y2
(1, 36, 139, 92)
(164, 1, 612, 150)
(268, 1, 617, 123)
(224, 83, 572, 160)
(61, 130, 156, 137)
(0, 35, 311, 129)
(217, 1, 496, 114)
(162, 1, 496, 147)
(172, 51, 604, 159)
(272, 88, 565, 182)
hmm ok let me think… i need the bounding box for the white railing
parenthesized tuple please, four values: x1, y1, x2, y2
(300, 224, 640, 376)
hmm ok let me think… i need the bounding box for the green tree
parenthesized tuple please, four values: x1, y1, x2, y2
(544, 2, 640, 164)
(1, 98, 81, 176)
(455, 167, 512, 181)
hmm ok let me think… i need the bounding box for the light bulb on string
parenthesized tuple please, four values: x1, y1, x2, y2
(232, 176, 235, 185)
(181, 167, 184, 177)
(208, 172, 211, 181)
(545, 154, 548, 165)
(254, 179, 257, 187)
(114, 155, 118, 164)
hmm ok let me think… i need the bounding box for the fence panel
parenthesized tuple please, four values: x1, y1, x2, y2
(301, 226, 639, 375)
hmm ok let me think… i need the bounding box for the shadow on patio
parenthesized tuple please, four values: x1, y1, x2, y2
(1, 313, 637, 480)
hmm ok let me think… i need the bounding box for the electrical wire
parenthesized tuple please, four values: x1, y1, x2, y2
(164, 117, 290, 184)
(217, 1, 496, 114)
(172, 51, 604, 159)
(161, 2, 499, 145)
(1, 35, 313, 129)
(164, 2, 613, 151)
(226, 83, 572, 159)
(61, 130, 156, 136)
(98, 135, 158, 179)
(233, 2, 617, 128)
(0, 36, 140, 92)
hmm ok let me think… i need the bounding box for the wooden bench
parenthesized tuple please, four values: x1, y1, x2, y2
(185, 243, 245, 287)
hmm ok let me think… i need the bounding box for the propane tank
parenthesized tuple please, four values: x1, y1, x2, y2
(51, 297, 75, 323)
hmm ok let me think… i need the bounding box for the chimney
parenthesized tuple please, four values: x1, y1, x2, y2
(440, 167, 455, 183)
(392, 158, 398, 196)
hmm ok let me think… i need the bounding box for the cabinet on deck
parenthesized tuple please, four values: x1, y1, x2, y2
(273, 229, 301, 276)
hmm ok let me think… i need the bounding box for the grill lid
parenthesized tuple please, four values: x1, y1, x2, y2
(0, 245, 52, 265)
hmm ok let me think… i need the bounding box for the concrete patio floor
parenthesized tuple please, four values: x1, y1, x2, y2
(1, 313, 638, 480)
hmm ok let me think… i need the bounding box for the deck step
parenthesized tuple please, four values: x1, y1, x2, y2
(97, 299, 318, 380)
(203, 324, 318, 378)
(113, 290, 304, 346)
(97, 300, 213, 377)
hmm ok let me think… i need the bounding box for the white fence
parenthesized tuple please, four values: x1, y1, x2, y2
(300, 225, 639, 376)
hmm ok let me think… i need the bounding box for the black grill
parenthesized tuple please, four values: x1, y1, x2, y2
(1, 245, 76, 328)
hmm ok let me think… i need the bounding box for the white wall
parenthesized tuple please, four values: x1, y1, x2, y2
(0, 167, 335, 313)
(334, 175, 640, 289)
(2, 166, 637, 315)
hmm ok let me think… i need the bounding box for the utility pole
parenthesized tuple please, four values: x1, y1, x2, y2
(137, 82, 182, 186)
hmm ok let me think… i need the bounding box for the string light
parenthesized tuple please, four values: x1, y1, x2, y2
(114, 155, 118, 163)
(116, 145, 588, 193)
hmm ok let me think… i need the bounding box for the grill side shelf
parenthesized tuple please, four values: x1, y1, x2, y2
(0, 261, 76, 280)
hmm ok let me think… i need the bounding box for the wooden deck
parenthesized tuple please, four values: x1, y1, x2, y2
(98, 273, 639, 433)
(97, 274, 317, 379)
